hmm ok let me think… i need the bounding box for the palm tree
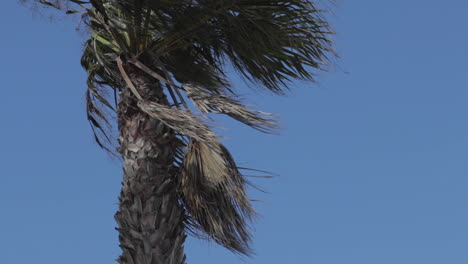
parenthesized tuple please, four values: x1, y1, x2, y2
(29, 0, 334, 263)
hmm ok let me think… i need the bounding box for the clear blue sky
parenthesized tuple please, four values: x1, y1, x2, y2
(1, 1, 467, 263)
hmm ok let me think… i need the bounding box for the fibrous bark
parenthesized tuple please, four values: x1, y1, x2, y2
(114, 66, 186, 264)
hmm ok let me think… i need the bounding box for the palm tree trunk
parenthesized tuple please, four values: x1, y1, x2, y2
(115, 66, 186, 264)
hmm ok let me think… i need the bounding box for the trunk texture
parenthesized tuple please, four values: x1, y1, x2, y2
(115, 67, 186, 264)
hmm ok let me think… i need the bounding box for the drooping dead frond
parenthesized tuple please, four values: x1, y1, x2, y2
(183, 84, 279, 134)
(180, 139, 255, 256)
(138, 100, 219, 146)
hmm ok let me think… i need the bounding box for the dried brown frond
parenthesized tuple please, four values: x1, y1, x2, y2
(138, 100, 219, 146)
(180, 139, 255, 256)
(183, 84, 278, 134)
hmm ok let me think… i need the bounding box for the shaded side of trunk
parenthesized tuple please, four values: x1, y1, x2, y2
(115, 67, 186, 264)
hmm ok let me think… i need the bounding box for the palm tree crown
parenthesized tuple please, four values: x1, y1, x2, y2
(31, 0, 334, 260)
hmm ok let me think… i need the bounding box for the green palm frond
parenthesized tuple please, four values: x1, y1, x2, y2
(81, 33, 122, 154)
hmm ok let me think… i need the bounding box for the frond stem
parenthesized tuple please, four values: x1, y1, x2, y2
(116, 56, 143, 101)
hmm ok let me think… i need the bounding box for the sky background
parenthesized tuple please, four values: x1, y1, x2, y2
(1, 1, 468, 263)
